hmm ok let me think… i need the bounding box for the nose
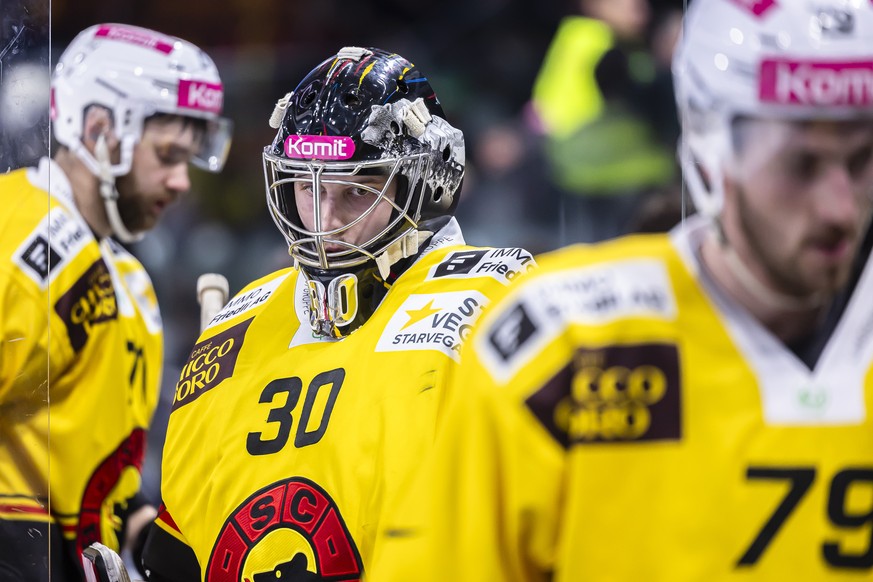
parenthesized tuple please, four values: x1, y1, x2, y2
(317, 190, 347, 233)
(166, 162, 191, 194)
(811, 165, 861, 230)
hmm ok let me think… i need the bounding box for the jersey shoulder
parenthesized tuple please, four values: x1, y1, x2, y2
(363, 244, 536, 364)
(409, 242, 537, 291)
(466, 232, 688, 384)
(0, 169, 95, 290)
(200, 266, 298, 335)
(535, 231, 676, 271)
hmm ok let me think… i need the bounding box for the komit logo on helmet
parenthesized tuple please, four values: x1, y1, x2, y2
(284, 135, 356, 160)
(94, 25, 174, 54)
(760, 59, 873, 106)
(178, 79, 224, 114)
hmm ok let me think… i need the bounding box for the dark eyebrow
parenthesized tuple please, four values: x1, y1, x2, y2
(155, 141, 195, 162)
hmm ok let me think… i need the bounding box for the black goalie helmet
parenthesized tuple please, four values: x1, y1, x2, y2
(263, 46, 466, 279)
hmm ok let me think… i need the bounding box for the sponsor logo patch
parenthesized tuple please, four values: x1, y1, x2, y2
(14, 208, 90, 286)
(487, 303, 538, 362)
(759, 59, 873, 106)
(173, 318, 253, 411)
(375, 291, 489, 361)
(477, 260, 677, 383)
(525, 344, 682, 447)
(94, 25, 174, 54)
(207, 477, 362, 582)
(428, 247, 535, 285)
(19, 236, 60, 282)
(54, 259, 118, 352)
(178, 79, 223, 114)
(284, 135, 356, 160)
(207, 275, 288, 330)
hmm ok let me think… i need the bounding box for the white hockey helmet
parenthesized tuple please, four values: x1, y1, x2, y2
(53, 24, 232, 176)
(674, 0, 873, 218)
(52, 24, 232, 242)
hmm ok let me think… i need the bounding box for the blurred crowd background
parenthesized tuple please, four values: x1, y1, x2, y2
(2, 0, 687, 503)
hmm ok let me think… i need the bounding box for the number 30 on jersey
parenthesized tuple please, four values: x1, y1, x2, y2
(246, 368, 345, 455)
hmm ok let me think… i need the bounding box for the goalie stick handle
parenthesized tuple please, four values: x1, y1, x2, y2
(83, 543, 135, 582)
(197, 273, 230, 332)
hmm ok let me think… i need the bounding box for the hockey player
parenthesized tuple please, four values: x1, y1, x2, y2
(0, 24, 231, 581)
(140, 47, 535, 581)
(369, 0, 873, 580)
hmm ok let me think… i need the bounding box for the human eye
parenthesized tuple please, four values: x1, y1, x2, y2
(784, 151, 819, 182)
(294, 181, 315, 195)
(347, 184, 378, 200)
(349, 187, 372, 198)
(156, 143, 192, 166)
(847, 144, 873, 179)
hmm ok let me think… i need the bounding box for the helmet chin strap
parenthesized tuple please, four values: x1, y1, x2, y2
(712, 220, 826, 312)
(373, 228, 430, 280)
(95, 134, 144, 243)
(298, 264, 360, 339)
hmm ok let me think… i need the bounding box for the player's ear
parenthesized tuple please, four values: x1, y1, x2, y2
(81, 104, 120, 156)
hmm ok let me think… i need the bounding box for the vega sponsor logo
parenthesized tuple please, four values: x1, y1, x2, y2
(760, 59, 873, 107)
(429, 247, 535, 285)
(284, 135, 356, 160)
(173, 318, 253, 410)
(207, 477, 362, 582)
(178, 79, 223, 114)
(376, 291, 489, 361)
(94, 24, 174, 54)
(54, 259, 118, 352)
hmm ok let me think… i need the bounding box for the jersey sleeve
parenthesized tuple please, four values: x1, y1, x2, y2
(369, 283, 570, 581)
(0, 266, 71, 404)
(142, 505, 202, 582)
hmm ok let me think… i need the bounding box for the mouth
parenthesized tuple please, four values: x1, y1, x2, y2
(322, 242, 349, 253)
(809, 236, 852, 262)
(152, 196, 176, 216)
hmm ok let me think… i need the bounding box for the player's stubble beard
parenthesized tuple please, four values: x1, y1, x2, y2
(113, 177, 152, 234)
(734, 184, 853, 301)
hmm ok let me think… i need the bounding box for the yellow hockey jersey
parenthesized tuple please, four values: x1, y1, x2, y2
(370, 217, 873, 581)
(0, 160, 162, 564)
(153, 219, 536, 581)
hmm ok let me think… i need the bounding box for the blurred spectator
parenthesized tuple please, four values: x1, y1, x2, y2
(457, 115, 561, 254)
(532, 0, 678, 244)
